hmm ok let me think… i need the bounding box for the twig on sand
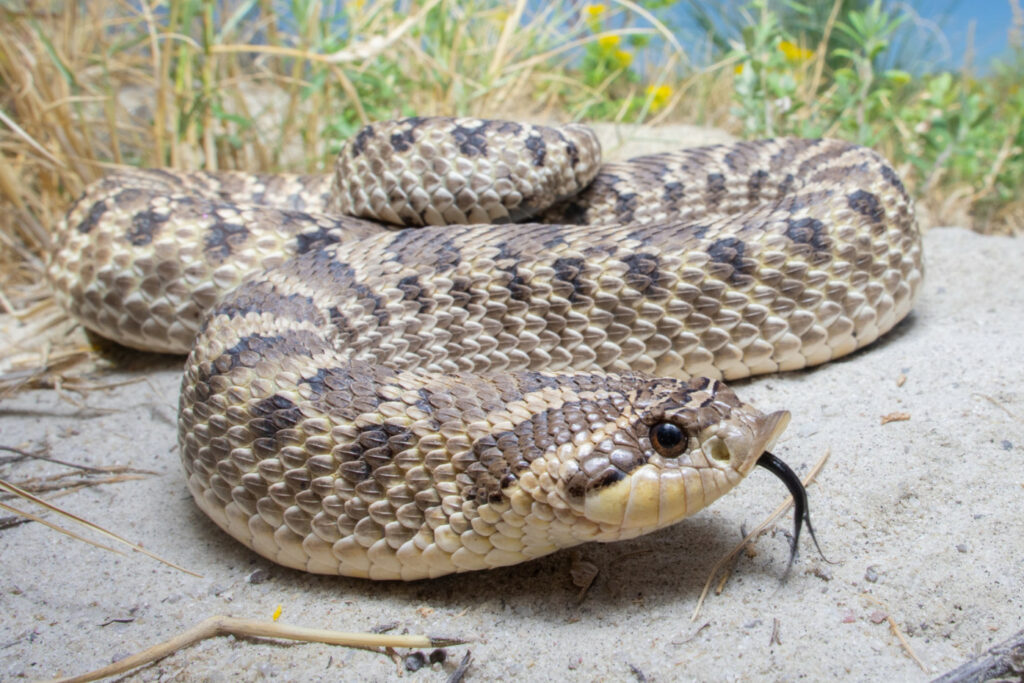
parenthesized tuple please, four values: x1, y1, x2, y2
(51, 616, 468, 683)
(691, 450, 830, 621)
(0, 444, 106, 472)
(447, 650, 473, 683)
(862, 594, 931, 673)
(931, 627, 1024, 683)
(0, 477, 199, 576)
(0, 445, 156, 478)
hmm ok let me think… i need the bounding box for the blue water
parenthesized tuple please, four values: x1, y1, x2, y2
(655, 0, 1018, 72)
(938, 1, 1017, 68)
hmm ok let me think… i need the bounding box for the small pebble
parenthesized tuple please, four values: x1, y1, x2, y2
(956, 543, 968, 553)
(1001, 440, 1013, 451)
(428, 649, 446, 665)
(812, 565, 833, 581)
(247, 568, 271, 584)
(404, 651, 426, 672)
(865, 566, 880, 583)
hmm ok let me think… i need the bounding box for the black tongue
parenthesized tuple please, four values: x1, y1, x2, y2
(756, 451, 826, 579)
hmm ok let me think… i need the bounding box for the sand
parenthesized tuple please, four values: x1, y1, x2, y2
(1, 139, 1022, 681)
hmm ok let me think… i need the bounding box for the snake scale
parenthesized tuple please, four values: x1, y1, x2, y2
(48, 118, 922, 580)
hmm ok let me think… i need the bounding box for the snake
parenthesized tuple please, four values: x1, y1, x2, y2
(48, 117, 923, 580)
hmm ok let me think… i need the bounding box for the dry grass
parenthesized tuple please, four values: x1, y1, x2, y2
(0, 1, 698, 317)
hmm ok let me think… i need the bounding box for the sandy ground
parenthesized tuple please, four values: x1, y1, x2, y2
(1, 130, 1022, 681)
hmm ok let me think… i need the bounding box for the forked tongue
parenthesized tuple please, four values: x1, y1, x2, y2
(756, 451, 826, 579)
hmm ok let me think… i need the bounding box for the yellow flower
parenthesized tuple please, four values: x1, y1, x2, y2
(778, 40, 814, 62)
(598, 34, 620, 50)
(646, 84, 673, 112)
(734, 62, 744, 74)
(614, 49, 632, 68)
(885, 69, 911, 85)
(585, 4, 606, 19)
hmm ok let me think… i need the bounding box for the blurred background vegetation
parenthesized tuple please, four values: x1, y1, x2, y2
(1, 0, 1021, 322)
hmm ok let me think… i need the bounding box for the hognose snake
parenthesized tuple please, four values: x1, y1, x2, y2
(48, 118, 922, 580)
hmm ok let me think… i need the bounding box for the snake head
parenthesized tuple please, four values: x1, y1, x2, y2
(522, 375, 789, 545)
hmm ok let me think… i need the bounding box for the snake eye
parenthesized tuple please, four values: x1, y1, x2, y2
(650, 422, 687, 457)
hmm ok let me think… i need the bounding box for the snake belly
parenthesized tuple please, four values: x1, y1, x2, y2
(49, 117, 923, 579)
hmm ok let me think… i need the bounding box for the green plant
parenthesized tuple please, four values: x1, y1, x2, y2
(724, 0, 1023, 232)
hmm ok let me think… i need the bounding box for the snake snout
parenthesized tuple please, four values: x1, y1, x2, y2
(702, 409, 791, 476)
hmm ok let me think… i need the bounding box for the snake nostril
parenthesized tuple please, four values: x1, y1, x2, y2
(705, 436, 732, 462)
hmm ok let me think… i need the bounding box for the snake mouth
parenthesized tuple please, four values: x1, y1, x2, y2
(744, 410, 791, 472)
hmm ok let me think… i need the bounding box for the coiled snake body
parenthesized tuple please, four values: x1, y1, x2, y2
(49, 118, 922, 580)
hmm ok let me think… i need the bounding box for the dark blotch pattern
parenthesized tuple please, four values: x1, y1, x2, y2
(778, 173, 797, 196)
(76, 199, 107, 234)
(785, 217, 830, 252)
(496, 121, 524, 135)
(553, 129, 581, 168)
(251, 394, 303, 441)
(707, 237, 752, 282)
(390, 128, 416, 153)
(515, 373, 562, 394)
(126, 209, 169, 246)
(706, 173, 727, 206)
(847, 189, 884, 224)
(620, 253, 662, 297)
(747, 169, 769, 200)
(613, 191, 639, 222)
(206, 333, 285, 378)
(662, 181, 685, 204)
(466, 431, 519, 504)
(388, 117, 426, 152)
(566, 140, 580, 168)
(386, 229, 461, 272)
(397, 274, 430, 313)
(688, 224, 710, 240)
(492, 242, 531, 302)
(880, 163, 906, 196)
(351, 127, 375, 156)
(294, 224, 343, 254)
(552, 256, 589, 304)
(201, 329, 330, 385)
(524, 134, 546, 166)
(451, 122, 489, 157)
(204, 221, 249, 260)
(300, 363, 388, 421)
(336, 422, 418, 485)
(318, 257, 391, 328)
(211, 281, 321, 326)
